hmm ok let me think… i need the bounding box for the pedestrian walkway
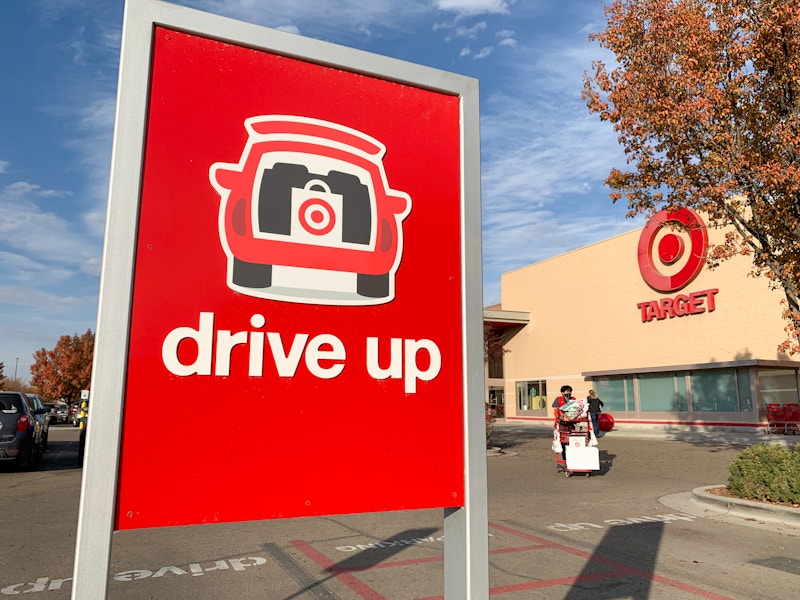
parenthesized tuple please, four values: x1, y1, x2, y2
(495, 418, 800, 448)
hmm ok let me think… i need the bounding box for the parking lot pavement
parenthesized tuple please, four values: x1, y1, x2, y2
(4, 423, 800, 599)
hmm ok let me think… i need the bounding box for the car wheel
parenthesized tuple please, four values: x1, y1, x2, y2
(357, 273, 390, 298)
(232, 258, 272, 289)
(18, 442, 35, 471)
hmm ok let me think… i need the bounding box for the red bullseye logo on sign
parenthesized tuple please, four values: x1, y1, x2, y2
(637, 208, 708, 293)
(299, 197, 336, 236)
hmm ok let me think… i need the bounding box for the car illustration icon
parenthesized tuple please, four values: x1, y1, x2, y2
(210, 116, 412, 305)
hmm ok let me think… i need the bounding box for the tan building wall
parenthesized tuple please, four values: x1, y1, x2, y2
(497, 220, 800, 424)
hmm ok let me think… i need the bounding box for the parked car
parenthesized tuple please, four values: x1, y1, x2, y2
(0, 391, 47, 469)
(52, 403, 69, 424)
(24, 393, 49, 451)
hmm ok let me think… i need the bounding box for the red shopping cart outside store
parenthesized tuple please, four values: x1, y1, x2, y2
(555, 414, 600, 477)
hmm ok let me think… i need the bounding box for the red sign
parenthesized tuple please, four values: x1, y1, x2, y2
(636, 208, 716, 323)
(637, 208, 708, 293)
(636, 288, 718, 322)
(116, 27, 465, 529)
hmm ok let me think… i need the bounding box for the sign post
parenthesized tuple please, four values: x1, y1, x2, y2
(73, 0, 486, 597)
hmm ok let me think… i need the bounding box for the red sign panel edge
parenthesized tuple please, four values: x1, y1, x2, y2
(72, 1, 487, 598)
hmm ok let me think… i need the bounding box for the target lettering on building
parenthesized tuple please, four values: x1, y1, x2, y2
(636, 208, 718, 323)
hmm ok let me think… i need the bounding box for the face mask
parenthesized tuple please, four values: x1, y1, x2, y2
(564, 393, 571, 399)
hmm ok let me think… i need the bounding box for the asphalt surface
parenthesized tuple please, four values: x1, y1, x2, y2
(2, 422, 800, 599)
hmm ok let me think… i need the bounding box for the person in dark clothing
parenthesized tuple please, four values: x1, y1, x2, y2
(552, 385, 573, 416)
(553, 385, 574, 460)
(587, 389, 604, 436)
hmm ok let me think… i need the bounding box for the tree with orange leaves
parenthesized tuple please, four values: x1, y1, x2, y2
(584, 0, 800, 352)
(30, 330, 94, 402)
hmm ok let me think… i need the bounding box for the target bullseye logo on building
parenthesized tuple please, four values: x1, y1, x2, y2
(636, 208, 718, 323)
(114, 25, 468, 529)
(637, 208, 707, 293)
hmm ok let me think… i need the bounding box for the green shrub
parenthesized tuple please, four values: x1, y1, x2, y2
(727, 444, 800, 504)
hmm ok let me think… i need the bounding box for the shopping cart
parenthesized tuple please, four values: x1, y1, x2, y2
(769, 403, 800, 434)
(555, 415, 599, 477)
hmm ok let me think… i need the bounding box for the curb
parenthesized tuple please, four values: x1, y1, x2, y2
(487, 446, 518, 457)
(691, 485, 800, 528)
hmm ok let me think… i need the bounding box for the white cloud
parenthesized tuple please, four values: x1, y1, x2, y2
(4, 181, 41, 196)
(475, 29, 636, 304)
(435, 0, 512, 17)
(473, 46, 493, 59)
(69, 26, 89, 63)
(496, 29, 517, 47)
(275, 24, 301, 35)
(184, 0, 432, 37)
(0, 161, 8, 174)
(451, 21, 487, 39)
(0, 285, 89, 310)
(0, 183, 98, 279)
(34, 0, 88, 25)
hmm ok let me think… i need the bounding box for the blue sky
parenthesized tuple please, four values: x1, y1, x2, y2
(0, 0, 641, 381)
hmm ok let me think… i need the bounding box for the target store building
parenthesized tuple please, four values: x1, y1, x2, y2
(485, 208, 800, 431)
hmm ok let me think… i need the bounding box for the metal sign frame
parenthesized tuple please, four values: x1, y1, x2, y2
(72, 0, 487, 597)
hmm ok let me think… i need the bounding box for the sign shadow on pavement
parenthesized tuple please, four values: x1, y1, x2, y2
(276, 527, 442, 599)
(563, 520, 662, 599)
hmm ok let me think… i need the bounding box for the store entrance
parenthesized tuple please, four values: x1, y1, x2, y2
(489, 386, 505, 418)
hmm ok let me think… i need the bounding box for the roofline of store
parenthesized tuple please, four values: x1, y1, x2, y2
(482, 308, 530, 328)
(582, 359, 795, 379)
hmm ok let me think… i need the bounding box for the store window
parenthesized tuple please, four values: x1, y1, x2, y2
(594, 376, 632, 412)
(639, 373, 682, 411)
(759, 369, 799, 406)
(635, 372, 688, 411)
(737, 369, 753, 412)
(485, 325, 505, 379)
(516, 380, 547, 411)
(676, 375, 688, 411)
(691, 369, 752, 412)
(594, 369, 754, 415)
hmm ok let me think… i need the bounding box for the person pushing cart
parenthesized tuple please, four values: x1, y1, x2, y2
(551, 386, 600, 477)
